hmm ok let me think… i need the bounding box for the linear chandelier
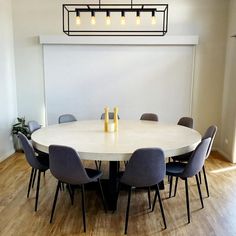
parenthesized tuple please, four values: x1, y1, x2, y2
(63, 1, 168, 36)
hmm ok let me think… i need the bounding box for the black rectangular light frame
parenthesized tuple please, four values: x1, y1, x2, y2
(62, 3, 168, 36)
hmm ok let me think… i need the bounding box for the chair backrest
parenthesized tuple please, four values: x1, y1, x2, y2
(28, 120, 41, 134)
(177, 117, 193, 128)
(58, 114, 77, 124)
(100, 112, 120, 120)
(18, 132, 45, 170)
(120, 148, 165, 188)
(202, 125, 217, 158)
(140, 113, 159, 122)
(49, 145, 91, 185)
(182, 138, 211, 178)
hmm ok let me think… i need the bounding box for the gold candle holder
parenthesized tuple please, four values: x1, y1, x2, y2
(104, 107, 109, 132)
(114, 107, 118, 132)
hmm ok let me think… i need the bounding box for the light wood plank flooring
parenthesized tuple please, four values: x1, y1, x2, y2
(1, 152, 236, 235)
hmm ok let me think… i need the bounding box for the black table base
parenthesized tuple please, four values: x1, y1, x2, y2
(72, 161, 165, 211)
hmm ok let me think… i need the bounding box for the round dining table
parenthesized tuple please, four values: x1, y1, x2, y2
(32, 120, 201, 210)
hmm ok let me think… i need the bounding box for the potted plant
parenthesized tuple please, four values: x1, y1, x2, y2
(12, 117, 30, 151)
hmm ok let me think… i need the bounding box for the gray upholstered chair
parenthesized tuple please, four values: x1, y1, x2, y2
(28, 120, 41, 134)
(18, 132, 49, 211)
(171, 125, 217, 198)
(28, 120, 48, 180)
(49, 145, 106, 232)
(58, 114, 77, 124)
(168, 117, 193, 164)
(140, 113, 159, 121)
(177, 117, 193, 128)
(101, 112, 120, 120)
(119, 148, 166, 234)
(166, 138, 211, 223)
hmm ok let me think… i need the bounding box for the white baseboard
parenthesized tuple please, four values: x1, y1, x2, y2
(212, 147, 233, 163)
(0, 149, 15, 163)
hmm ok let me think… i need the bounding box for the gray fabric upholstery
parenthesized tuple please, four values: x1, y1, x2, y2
(121, 148, 165, 187)
(182, 138, 211, 177)
(166, 162, 187, 176)
(18, 132, 49, 171)
(202, 125, 217, 158)
(101, 112, 120, 120)
(167, 138, 211, 178)
(28, 120, 49, 158)
(49, 145, 102, 185)
(140, 113, 159, 121)
(58, 114, 77, 124)
(172, 125, 217, 162)
(177, 117, 193, 129)
(28, 120, 41, 134)
(171, 117, 193, 161)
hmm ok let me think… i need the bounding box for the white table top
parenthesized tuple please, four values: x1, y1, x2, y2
(32, 120, 201, 161)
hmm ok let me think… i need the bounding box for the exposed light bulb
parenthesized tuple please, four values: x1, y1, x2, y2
(106, 16, 111, 25)
(91, 11, 96, 25)
(76, 16, 81, 25)
(151, 16, 157, 25)
(76, 11, 80, 25)
(91, 16, 96, 25)
(121, 11, 125, 25)
(136, 16, 141, 25)
(106, 11, 111, 25)
(151, 11, 156, 25)
(121, 16, 126, 25)
(136, 11, 141, 25)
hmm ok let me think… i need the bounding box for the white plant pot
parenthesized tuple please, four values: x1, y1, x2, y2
(13, 134, 22, 151)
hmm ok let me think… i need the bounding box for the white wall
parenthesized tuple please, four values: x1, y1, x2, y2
(0, 0, 17, 161)
(221, 0, 236, 162)
(12, 0, 229, 151)
(43, 44, 195, 124)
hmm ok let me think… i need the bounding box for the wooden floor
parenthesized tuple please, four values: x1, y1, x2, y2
(1, 152, 236, 236)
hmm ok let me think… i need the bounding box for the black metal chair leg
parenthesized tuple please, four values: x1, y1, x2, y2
(43, 171, 46, 177)
(148, 187, 151, 209)
(95, 161, 99, 170)
(156, 185, 167, 229)
(114, 182, 121, 214)
(202, 165, 210, 197)
(27, 168, 34, 198)
(185, 178, 190, 223)
(81, 184, 86, 233)
(35, 170, 41, 212)
(169, 176, 173, 198)
(174, 177, 179, 197)
(98, 179, 107, 213)
(67, 184, 74, 205)
(195, 174, 204, 209)
(50, 181, 60, 223)
(152, 186, 158, 212)
(199, 171, 202, 184)
(32, 168, 37, 188)
(95, 161, 102, 170)
(98, 161, 102, 170)
(124, 187, 132, 235)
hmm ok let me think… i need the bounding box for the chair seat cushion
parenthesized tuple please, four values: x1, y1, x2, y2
(171, 152, 192, 162)
(166, 162, 187, 177)
(85, 168, 102, 181)
(36, 154, 49, 170)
